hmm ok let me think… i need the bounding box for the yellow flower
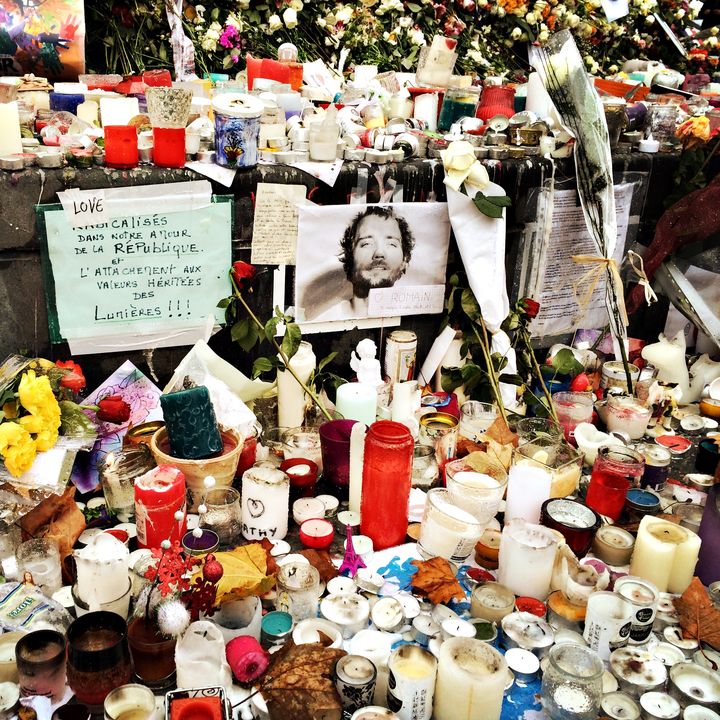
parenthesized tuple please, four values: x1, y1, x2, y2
(17, 370, 61, 452)
(0, 422, 37, 477)
(675, 116, 710, 150)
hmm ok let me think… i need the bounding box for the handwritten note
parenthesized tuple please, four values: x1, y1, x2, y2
(368, 284, 445, 317)
(58, 188, 109, 228)
(41, 199, 232, 348)
(251, 183, 307, 265)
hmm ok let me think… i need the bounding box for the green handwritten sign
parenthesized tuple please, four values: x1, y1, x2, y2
(38, 196, 232, 347)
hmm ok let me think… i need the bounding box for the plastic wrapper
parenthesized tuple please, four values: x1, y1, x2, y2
(0, 582, 72, 633)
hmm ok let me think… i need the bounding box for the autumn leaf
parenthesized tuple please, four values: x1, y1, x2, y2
(200, 543, 276, 604)
(485, 415, 518, 448)
(411, 557, 465, 605)
(298, 549, 338, 583)
(258, 538, 280, 576)
(260, 641, 346, 720)
(674, 576, 720, 650)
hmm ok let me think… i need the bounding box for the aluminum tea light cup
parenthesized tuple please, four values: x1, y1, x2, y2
(610, 648, 668, 698)
(603, 692, 642, 720)
(641, 692, 682, 720)
(668, 663, 720, 709)
(650, 642, 687, 667)
(504, 647, 540, 685)
(501, 611, 554, 658)
(684, 706, 720, 720)
(664, 627, 700, 657)
(693, 649, 720, 672)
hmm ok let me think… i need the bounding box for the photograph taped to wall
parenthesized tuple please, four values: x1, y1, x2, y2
(295, 202, 451, 324)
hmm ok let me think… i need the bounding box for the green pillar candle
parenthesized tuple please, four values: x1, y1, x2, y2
(160, 386, 223, 460)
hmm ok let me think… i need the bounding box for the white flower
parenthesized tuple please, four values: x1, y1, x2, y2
(408, 27, 425, 45)
(511, 26, 523, 39)
(195, 4, 205, 13)
(237, 0, 250, 8)
(268, 13, 282, 31)
(336, 6, 353, 22)
(538, 29, 549, 40)
(226, 13, 241, 27)
(675, 8, 685, 17)
(399, 15, 412, 26)
(156, 600, 191, 638)
(609, 64, 619, 73)
(645, 14, 655, 23)
(525, 11, 537, 22)
(317, 17, 327, 27)
(201, 36, 217, 51)
(497, 7, 506, 16)
(290, 0, 304, 8)
(283, 8, 298, 27)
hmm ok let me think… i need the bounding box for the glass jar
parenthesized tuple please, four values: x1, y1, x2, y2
(199, 487, 242, 548)
(412, 445, 440, 489)
(104, 683, 156, 720)
(419, 413, 458, 469)
(540, 498, 600, 558)
(586, 447, 645, 521)
(101, 445, 155, 522)
(319, 419, 356, 492)
(66, 611, 133, 713)
(476, 85, 516, 122)
(445, 459, 507, 524)
(458, 401, 497, 442)
(606, 396, 652, 440)
(418, 488, 483, 563)
(16, 630, 67, 701)
(438, 87, 481, 132)
(262, 426, 289, 467)
(360, 421, 414, 550)
(637, 444, 671, 491)
(541, 644, 604, 720)
(602, 97, 627, 148)
(16, 538, 62, 596)
(126, 617, 176, 690)
(552, 392, 594, 445)
(601, 361, 641, 392)
(282, 426, 323, 469)
(514, 437, 583, 499)
(276, 562, 322, 622)
(515, 417, 563, 443)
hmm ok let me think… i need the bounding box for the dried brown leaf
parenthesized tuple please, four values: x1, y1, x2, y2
(298, 549, 338, 583)
(674, 576, 720, 650)
(411, 556, 465, 605)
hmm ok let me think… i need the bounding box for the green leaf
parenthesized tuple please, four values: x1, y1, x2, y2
(252, 357, 275, 379)
(231, 318, 249, 344)
(490, 195, 512, 207)
(59, 401, 97, 438)
(407, 3, 422, 10)
(281, 322, 302, 360)
(499, 373, 524, 386)
(551, 348, 583, 376)
(264, 316, 280, 343)
(473, 193, 505, 218)
(460, 288, 482, 321)
(317, 352, 338, 373)
(441, 367, 464, 393)
(217, 297, 231, 309)
(238, 323, 260, 353)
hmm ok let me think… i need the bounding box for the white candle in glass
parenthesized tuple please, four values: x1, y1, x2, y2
(0, 102, 22, 156)
(498, 519, 559, 600)
(504, 463, 553, 524)
(434, 638, 507, 720)
(175, 621, 232, 690)
(277, 341, 316, 428)
(241, 466, 290, 541)
(100, 97, 140, 126)
(336, 383, 377, 425)
(74, 533, 129, 606)
(629, 516, 701, 594)
(446, 469, 505, 524)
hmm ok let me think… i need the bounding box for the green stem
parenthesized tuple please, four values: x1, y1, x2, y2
(230, 280, 333, 422)
(471, 316, 508, 425)
(522, 326, 559, 424)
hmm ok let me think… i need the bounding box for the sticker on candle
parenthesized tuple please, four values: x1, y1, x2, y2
(367, 285, 445, 318)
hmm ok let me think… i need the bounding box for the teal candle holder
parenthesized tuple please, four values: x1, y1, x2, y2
(159, 386, 223, 460)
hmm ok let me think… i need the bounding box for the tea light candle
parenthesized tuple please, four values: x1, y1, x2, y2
(668, 664, 720, 709)
(280, 458, 318, 495)
(630, 516, 701, 594)
(355, 569, 385, 594)
(299, 518, 335, 549)
(498, 519, 559, 600)
(335, 655, 378, 713)
(241, 466, 290, 541)
(321, 594, 371, 638)
(693, 649, 720, 672)
(316, 494, 340, 518)
(337, 510, 361, 532)
(504, 463, 553, 524)
(434, 638, 508, 720)
(351, 707, 399, 720)
(651, 643, 686, 667)
(412, 614, 441, 646)
(327, 576, 357, 594)
(470, 582, 515, 623)
(440, 618, 476, 641)
(592, 526, 635, 566)
(345, 534, 374, 560)
(349, 629, 394, 707)
(662, 627, 699, 657)
(292, 618, 343, 648)
(501, 612, 555, 657)
(610, 648, 668, 698)
(604, 692, 642, 720)
(371, 597, 405, 633)
(684, 707, 720, 720)
(504, 647, 540, 684)
(293, 497, 326, 525)
(640, 693, 681, 720)
(547, 590, 587, 628)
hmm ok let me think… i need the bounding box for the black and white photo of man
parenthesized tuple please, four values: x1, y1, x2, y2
(295, 202, 451, 324)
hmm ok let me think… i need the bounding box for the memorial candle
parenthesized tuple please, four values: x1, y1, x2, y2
(277, 341, 315, 428)
(434, 638, 507, 720)
(104, 126, 138, 169)
(336, 383, 377, 425)
(0, 102, 23, 156)
(134, 465, 187, 549)
(74, 533, 130, 609)
(241, 466, 290, 541)
(504, 462, 553, 524)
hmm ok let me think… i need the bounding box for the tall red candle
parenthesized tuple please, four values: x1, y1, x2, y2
(134, 465, 187, 549)
(152, 127, 186, 168)
(360, 420, 413, 550)
(104, 126, 138, 169)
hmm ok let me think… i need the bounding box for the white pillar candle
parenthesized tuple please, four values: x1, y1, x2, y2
(629, 516, 701, 594)
(0, 102, 22, 156)
(413, 92, 438, 132)
(349, 422, 367, 514)
(391, 381, 421, 435)
(434, 638, 507, 720)
(100, 97, 140, 126)
(277, 341, 316, 428)
(504, 463, 553, 524)
(241, 466, 290, 541)
(73, 533, 129, 607)
(337, 383, 377, 426)
(583, 591, 634, 661)
(175, 621, 232, 690)
(76, 100, 99, 125)
(386, 645, 437, 720)
(498, 519, 559, 600)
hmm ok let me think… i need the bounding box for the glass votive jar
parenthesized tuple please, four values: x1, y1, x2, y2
(458, 401, 497, 442)
(104, 683, 156, 720)
(280, 457, 319, 500)
(445, 460, 507, 524)
(412, 445, 440, 489)
(515, 417, 563, 443)
(438, 87, 481, 131)
(637, 444, 672, 491)
(606, 396, 652, 440)
(602, 97, 628, 148)
(648, 104, 679, 146)
(276, 562, 322, 622)
(601, 361, 641, 392)
(16, 538, 63, 596)
(199, 487, 242, 548)
(261, 426, 289, 467)
(104, 126, 139, 169)
(417, 488, 483, 563)
(66, 611, 133, 713)
(541, 644, 604, 720)
(16, 629, 67, 701)
(540, 498, 601, 558)
(101, 445, 154, 522)
(470, 582, 515, 623)
(283, 426, 323, 470)
(514, 436, 583, 498)
(319, 419, 356, 492)
(586, 447, 645, 521)
(552, 392, 594, 445)
(419, 412, 459, 468)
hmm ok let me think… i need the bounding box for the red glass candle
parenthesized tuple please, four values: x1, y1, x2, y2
(476, 85, 516, 121)
(142, 69, 173, 87)
(152, 127, 186, 168)
(319, 419, 356, 492)
(280, 457, 318, 500)
(585, 447, 645, 521)
(515, 596, 547, 618)
(299, 518, 334, 549)
(104, 126, 138, 169)
(360, 420, 413, 550)
(540, 498, 600, 558)
(134, 465, 187, 549)
(235, 428, 259, 481)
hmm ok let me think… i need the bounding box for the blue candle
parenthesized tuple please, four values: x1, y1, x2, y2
(49, 93, 85, 115)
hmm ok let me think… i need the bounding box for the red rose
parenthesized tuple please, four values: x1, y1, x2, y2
(56, 360, 86, 393)
(97, 395, 131, 424)
(231, 261, 256, 290)
(520, 298, 540, 319)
